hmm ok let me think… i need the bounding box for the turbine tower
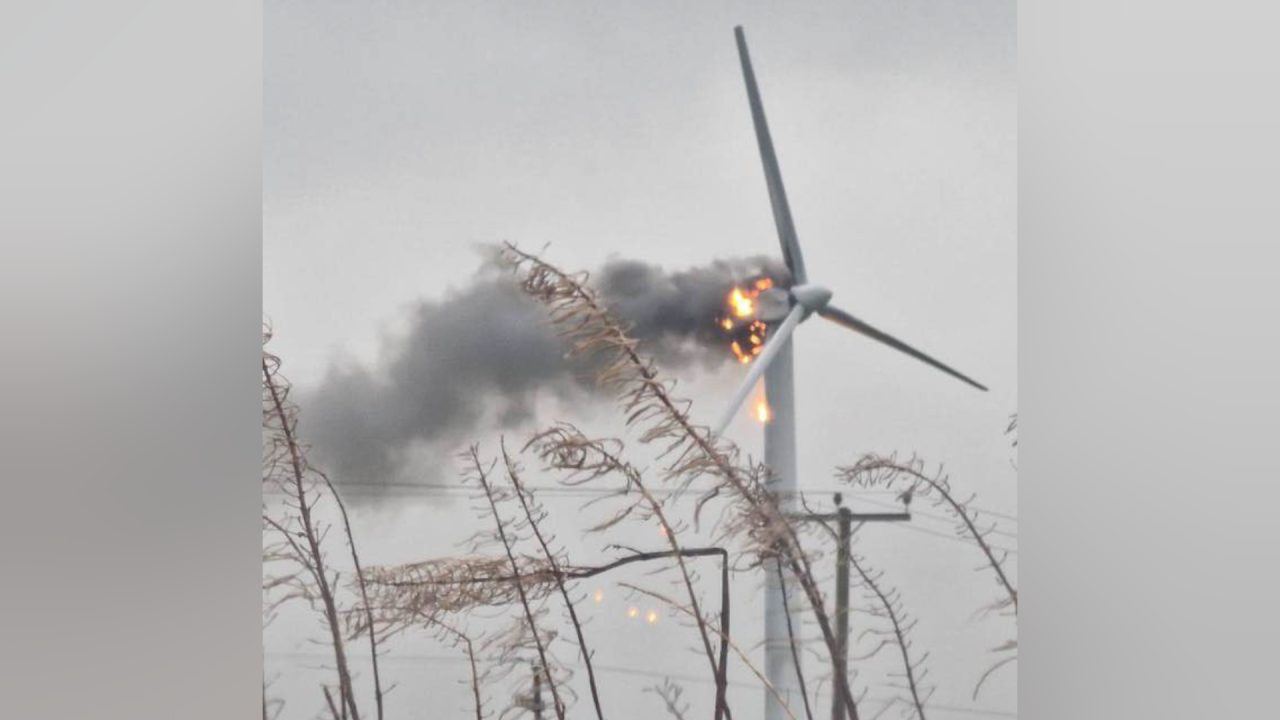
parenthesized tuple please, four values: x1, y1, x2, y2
(723, 26, 987, 720)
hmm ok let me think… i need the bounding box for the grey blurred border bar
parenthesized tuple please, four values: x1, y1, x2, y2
(1021, 0, 1280, 717)
(0, 2, 261, 718)
(2, 1, 1279, 718)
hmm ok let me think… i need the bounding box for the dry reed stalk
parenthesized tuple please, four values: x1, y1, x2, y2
(972, 648, 1017, 701)
(619, 582, 799, 720)
(466, 445, 568, 720)
(773, 558, 814, 720)
(362, 554, 560, 620)
(794, 494, 931, 720)
(525, 425, 732, 720)
(848, 554, 929, 720)
(501, 440, 606, 720)
(836, 454, 1017, 703)
(835, 455, 1017, 613)
(323, 686, 342, 720)
(310, 466, 384, 720)
(368, 544, 734, 717)
(425, 617, 485, 720)
(502, 243, 862, 719)
(646, 679, 691, 720)
(262, 329, 360, 720)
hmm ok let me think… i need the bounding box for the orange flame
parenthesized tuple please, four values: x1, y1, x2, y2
(755, 395, 772, 424)
(720, 276, 776, 364)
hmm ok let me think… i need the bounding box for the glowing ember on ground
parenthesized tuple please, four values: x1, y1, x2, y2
(627, 606, 639, 619)
(719, 276, 776, 364)
(593, 589, 604, 604)
(645, 610, 659, 625)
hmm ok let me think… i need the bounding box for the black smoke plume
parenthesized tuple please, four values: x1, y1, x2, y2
(301, 253, 788, 493)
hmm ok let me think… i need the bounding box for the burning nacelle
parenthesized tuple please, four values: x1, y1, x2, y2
(719, 276, 780, 364)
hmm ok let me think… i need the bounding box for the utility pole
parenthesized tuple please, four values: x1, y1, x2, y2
(789, 493, 911, 720)
(531, 663, 545, 720)
(517, 662, 545, 720)
(832, 496, 853, 720)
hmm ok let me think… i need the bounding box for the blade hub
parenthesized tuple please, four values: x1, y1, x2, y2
(790, 283, 833, 313)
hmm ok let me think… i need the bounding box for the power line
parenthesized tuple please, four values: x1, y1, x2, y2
(263, 482, 1017, 524)
(268, 481, 906, 495)
(265, 651, 1016, 717)
(263, 491, 1016, 555)
(852, 495, 1019, 537)
(881, 521, 1018, 556)
(263, 492, 1017, 555)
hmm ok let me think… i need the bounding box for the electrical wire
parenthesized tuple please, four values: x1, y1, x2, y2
(263, 481, 1017, 524)
(264, 650, 1017, 717)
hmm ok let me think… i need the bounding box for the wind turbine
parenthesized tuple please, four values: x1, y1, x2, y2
(722, 26, 987, 720)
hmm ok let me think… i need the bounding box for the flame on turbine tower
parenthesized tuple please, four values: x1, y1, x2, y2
(754, 394, 772, 423)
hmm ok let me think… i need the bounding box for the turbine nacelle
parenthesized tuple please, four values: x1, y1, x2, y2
(754, 286, 792, 322)
(754, 283, 831, 322)
(789, 283, 833, 315)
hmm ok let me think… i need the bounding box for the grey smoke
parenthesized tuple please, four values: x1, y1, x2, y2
(302, 253, 787, 492)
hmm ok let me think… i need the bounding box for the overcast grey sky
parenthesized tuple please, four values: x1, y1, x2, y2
(265, 1, 1016, 718)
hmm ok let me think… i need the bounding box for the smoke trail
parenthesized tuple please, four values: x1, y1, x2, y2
(301, 252, 788, 493)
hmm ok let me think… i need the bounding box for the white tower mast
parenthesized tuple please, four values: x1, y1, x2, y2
(762, 339, 800, 720)
(723, 26, 988, 720)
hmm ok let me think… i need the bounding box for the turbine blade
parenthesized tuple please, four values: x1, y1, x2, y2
(818, 305, 989, 392)
(734, 26, 807, 285)
(715, 304, 806, 435)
